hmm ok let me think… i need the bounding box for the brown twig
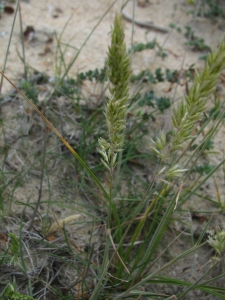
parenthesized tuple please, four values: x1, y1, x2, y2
(122, 10, 169, 33)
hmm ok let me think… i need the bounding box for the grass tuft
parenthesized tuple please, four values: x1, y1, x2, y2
(1, 2, 225, 299)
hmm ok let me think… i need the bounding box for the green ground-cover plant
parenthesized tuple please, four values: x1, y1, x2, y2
(128, 38, 167, 57)
(184, 25, 211, 52)
(1, 283, 34, 300)
(198, 0, 225, 18)
(1, 1, 225, 299)
(187, 0, 225, 21)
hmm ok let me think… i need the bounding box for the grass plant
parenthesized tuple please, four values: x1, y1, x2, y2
(1, 1, 225, 299)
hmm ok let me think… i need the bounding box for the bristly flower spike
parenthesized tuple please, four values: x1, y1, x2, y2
(98, 13, 131, 171)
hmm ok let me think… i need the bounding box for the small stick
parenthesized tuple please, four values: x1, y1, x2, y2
(122, 10, 169, 33)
